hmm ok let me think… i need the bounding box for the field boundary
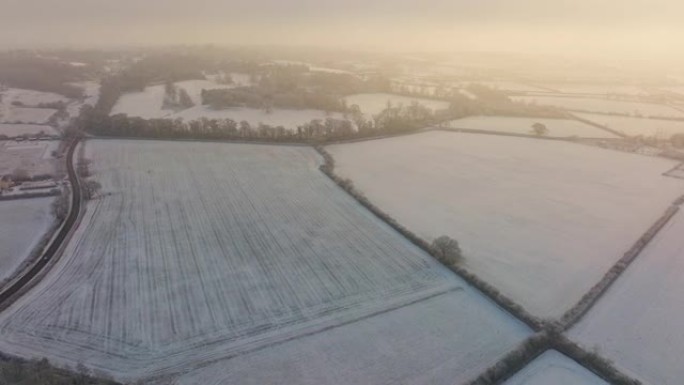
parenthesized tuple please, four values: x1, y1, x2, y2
(570, 114, 628, 138)
(560, 195, 684, 329)
(0, 139, 84, 312)
(663, 162, 684, 180)
(314, 145, 544, 331)
(318, 141, 648, 385)
(431, 126, 601, 141)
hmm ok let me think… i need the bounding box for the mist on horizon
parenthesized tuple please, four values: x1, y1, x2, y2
(2, 0, 684, 65)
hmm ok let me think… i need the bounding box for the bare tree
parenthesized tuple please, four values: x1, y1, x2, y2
(82, 180, 102, 200)
(431, 235, 462, 265)
(531, 122, 549, 136)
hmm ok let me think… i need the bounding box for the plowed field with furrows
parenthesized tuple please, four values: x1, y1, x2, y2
(0, 140, 458, 380)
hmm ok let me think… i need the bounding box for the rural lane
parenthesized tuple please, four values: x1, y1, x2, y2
(0, 139, 83, 310)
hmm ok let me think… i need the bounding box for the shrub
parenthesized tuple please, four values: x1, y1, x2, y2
(431, 235, 462, 265)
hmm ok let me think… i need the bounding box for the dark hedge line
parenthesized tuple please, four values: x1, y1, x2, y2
(314, 145, 544, 331)
(464, 333, 550, 385)
(560, 202, 682, 329)
(0, 353, 119, 385)
(466, 331, 642, 385)
(552, 334, 642, 385)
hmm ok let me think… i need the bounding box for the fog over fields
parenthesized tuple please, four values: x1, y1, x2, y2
(1, 1, 684, 385)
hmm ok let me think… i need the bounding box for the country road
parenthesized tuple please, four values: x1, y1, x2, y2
(0, 139, 82, 310)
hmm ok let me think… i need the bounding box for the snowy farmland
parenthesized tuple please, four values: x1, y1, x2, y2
(444, 116, 616, 138)
(0, 106, 57, 124)
(343, 93, 449, 117)
(327, 131, 684, 318)
(0, 141, 60, 178)
(0, 198, 55, 284)
(570, 211, 684, 385)
(173, 106, 348, 128)
(0, 88, 70, 106)
(575, 113, 684, 138)
(502, 350, 609, 385)
(0, 124, 58, 138)
(539, 84, 650, 96)
(0, 139, 530, 382)
(173, 291, 529, 385)
(111, 78, 348, 129)
(512, 95, 684, 118)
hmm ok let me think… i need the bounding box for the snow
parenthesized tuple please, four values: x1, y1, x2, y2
(540, 84, 649, 96)
(445, 116, 616, 138)
(174, 292, 530, 385)
(454, 81, 547, 93)
(111, 79, 347, 129)
(327, 131, 684, 318)
(0, 107, 57, 124)
(0, 198, 55, 283)
(503, 350, 609, 385)
(0, 88, 69, 106)
(0, 139, 529, 382)
(343, 93, 449, 117)
(575, 113, 684, 138)
(174, 106, 348, 128)
(175, 75, 255, 106)
(570, 211, 684, 385)
(0, 124, 58, 138)
(513, 96, 684, 118)
(110, 84, 166, 119)
(0, 141, 59, 177)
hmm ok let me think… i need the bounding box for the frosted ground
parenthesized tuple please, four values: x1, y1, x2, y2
(575, 112, 684, 138)
(502, 350, 609, 385)
(0, 141, 60, 177)
(570, 211, 684, 385)
(328, 131, 684, 318)
(444, 116, 616, 138)
(540, 84, 649, 96)
(173, 292, 529, 385)
(343, 93, 449, 117)
(0, 198, 55, 284)
(513, 95, 684, 118)
(0, 140, 530, 382)
(0, 124, 58, 137)
(65, 81, 101, 118)
(0, 106, 57, 124)
(0, 88, 65, 125)
(111, 78, 349, 129)
(0, 88, 70, 106)
(452, 81, 548, 93)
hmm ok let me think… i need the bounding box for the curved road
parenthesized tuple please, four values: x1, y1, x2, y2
(0, 139, 82, 308)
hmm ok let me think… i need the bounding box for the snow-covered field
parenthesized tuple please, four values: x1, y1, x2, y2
(327, 132, 684, 318)
(575, 113, 684, 138)
(0, 198, 55, 283)
(540, 84, 649, 96)
(0, 141, 60, 177)
(110, 84, 166, 119)
(343, 93, 449, 117)
(66, 81, 101, 118)
(0, 88, 69, 106)
(0, 124, 58, 138)
(513, 96, 684, 118)
(174, 106, 348, 128)
(173, 292, 530, 385)
(503, 350, 609, 385)
(111, 78, 346, 129)
(570, 211, 684, 385)
(445, 116, 616, 138)
(454, 81, 548, 93)
(0, 140, 530, 382)
(0, 106, 57, 124)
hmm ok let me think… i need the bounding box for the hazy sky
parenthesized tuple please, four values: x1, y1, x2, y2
(2, 0, 683, 60)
